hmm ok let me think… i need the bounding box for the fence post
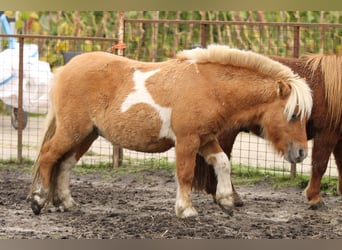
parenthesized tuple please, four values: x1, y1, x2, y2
(112, 11, 125, 168)
(117, 11, 125, 57)
(290, 25, 301, 179)
(293, 25, 300, 58)
(200, 23, 207, 48)
(17, 36, 24, 164)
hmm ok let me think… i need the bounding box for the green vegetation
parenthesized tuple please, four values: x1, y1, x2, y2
(1, 11, 341, 65)
(0, 158, 34, 174)
(0, 157, 338, 196)
(75, 156, 175, 179)
(231, 164, 339, 196)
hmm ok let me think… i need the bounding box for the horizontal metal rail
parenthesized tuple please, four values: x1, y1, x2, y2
(124, 19, 342, 28)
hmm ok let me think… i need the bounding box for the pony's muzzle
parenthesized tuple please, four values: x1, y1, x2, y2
(286, 144, 308, 163)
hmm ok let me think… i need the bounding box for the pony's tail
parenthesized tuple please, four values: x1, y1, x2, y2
(28, 98, 57, 199)
(192, 154, 217, 195)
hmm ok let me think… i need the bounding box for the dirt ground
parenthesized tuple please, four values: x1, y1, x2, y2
(1, 166, 342, 239)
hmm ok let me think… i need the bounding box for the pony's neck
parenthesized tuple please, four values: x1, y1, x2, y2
(223, 105, 266, 131)
(216, 86, 273, 131)
(215, 81, 275, 130)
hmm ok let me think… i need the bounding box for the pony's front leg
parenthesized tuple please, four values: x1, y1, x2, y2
(175, 136, 200, 218)
(200, 140, 234, 215)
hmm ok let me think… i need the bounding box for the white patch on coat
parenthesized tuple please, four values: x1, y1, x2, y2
(174, 178, 198, 218)
(205, 152, 233, 200)
(121, 69, 175, 140)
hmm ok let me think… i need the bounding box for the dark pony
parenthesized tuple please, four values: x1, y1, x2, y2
(193, 54, 342, 209)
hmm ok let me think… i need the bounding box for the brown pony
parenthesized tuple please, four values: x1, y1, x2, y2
(28, 45, 312, 218)
(193, 53, 342, 209)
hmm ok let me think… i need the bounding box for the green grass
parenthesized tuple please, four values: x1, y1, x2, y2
(0, 158, 339, 195)
(231, 164, 339, 195)
(0, 158, 34, 168)
(74, 156, 175, 180)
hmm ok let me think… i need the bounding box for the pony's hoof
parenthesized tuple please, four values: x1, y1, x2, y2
(233, 199, 244, 207)
(218, 203, 234, 216)
(309, 200, 325, 210)
(175, 206, 198, 218)
(52, 197, 78, 212)
(31, 200, 42, 215)
(48, 205, 67, 213)
(217, 197, 234, 216)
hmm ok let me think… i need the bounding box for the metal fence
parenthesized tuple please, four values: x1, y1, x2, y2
(1, 19, 342, 180)
(0, 34, 119, 167)
(122, 19, 342, 179)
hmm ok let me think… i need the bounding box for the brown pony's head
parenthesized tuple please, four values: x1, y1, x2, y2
(260, 77, 312, 163)
(178, 44, 313, 163)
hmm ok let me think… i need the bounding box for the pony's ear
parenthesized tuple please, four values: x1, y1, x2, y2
(276, 80, 291, 98)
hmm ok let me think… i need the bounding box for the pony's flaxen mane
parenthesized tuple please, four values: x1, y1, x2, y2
(177, 44, 313, 121)
(303, 54, 342, 128)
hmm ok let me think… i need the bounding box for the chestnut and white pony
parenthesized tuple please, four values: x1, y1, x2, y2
(28, 45, 312, 218)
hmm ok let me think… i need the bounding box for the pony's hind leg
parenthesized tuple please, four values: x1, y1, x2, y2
(305, 132, 336, 209)
(50, 154, 78, 212)
(200, 139, 234, 216)
(31, 128, 92, 215)
(52, 131, 99, 212)
(31, 136, 72, 214)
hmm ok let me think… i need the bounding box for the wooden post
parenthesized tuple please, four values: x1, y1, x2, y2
(290, 163, 297, 180)
(111, 11, 125, 168)
(200, 23, 207, 48)
(290, 25, 300, 178)
(117, 11, 125, 57)
(17, 36, 24, 164)
(293, 25, 300, 58)
(113, 145, 123, 168)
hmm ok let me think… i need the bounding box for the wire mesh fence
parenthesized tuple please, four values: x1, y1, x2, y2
(1, 19, 342, 180)
(0, 34, 118, 166)
(122, 20, 342, 178)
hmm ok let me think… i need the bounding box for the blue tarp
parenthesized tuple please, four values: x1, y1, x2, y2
(0, 13, 52, 113)
(0, 13, 16, 49)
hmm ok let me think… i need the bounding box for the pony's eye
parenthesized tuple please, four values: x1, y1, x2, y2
(290, 113, 298, 121)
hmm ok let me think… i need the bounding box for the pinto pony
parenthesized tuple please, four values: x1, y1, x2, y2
(193, 53, 342, 209)
(28, 45, 312, 218)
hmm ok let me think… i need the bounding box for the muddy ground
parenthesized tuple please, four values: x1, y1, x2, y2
(0, 166, 342, 239)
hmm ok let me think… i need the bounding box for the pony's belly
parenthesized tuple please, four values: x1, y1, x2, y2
(124, 138, 174, 153)
(107, 130, 174, 153)
(99, 104, 175, 153)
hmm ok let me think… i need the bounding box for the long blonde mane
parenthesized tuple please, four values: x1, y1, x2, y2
(303, 54, 342, 128)
(177, 44, 313, 121)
